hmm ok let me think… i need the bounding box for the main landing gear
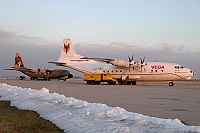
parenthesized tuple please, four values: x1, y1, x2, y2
(117, 80, 137, 85)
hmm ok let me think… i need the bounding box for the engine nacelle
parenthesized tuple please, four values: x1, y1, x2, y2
(110, 60, 129, 67)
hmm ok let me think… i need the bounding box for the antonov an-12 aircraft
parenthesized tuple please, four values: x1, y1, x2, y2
(49, 38, 195, 86)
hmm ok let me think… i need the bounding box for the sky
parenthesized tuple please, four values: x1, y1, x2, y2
(1, 83, 200, 132)
(0, 0, 200, 79)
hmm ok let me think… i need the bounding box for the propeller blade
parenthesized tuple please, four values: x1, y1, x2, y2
(128, 54, 134, 71)
(140, 57, 145, 64)
(128, 56, 131, 62)
(143, 57, 145, 63)
(128, 55, 134, 62)
(131, 55, 134, 62)
(140, 56, 146, 72)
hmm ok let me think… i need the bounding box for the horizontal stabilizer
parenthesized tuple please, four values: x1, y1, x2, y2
(4, 68, 15, 70)
(48, 61, 67, 66)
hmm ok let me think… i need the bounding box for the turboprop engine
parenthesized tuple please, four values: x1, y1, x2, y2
(109, 55, 139, 68)
(110, 60, 138, 68)
(110, 60, 130, 67)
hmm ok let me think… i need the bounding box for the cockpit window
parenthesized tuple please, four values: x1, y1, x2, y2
(175, 66, 184, 69)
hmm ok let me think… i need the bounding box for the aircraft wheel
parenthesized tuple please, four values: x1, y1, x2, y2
(118, 80, 124, 85)
(124, 81, 131, 85)
(169, 82, 174, 86)
(45, 76, 50, 81)
(124, 81, 128, 85)
(112, 81, 116, 85)
(131, 81, 137, 85)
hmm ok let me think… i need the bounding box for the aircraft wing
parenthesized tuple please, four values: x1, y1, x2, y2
(81, 57, 139, 68)
(5, 67, 27, 71)
(26, 68, 38, 73)
(4, 68, 15, 70)
(48, 61, 67, 66)
(26, 68, 47, 74)
(81, 57, 115, 63)
(49, 61, 91, 73)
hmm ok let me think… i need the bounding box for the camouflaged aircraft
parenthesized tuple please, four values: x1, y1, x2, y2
(5, 53, 73, 81)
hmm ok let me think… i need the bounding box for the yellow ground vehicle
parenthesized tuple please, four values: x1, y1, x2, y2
(83, 73, 117, 85)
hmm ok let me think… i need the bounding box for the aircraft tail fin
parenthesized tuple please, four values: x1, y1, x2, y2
(58, 38, 82, 62)
(14, 52, 25, 68)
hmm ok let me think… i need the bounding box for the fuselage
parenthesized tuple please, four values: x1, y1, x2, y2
(18, 69, 72, 80)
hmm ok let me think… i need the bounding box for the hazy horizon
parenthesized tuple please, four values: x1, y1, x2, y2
(0, 29, 199, 79)
(0, 1, 200, 79)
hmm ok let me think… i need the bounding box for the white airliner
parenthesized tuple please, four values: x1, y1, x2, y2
(49, 38, 195, 86)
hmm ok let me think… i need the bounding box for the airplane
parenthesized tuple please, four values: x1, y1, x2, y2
(49, 38, 195, 86)
(5, 52, 73, 81)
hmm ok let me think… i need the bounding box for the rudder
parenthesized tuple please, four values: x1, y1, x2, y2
(14, 53, 24, 68)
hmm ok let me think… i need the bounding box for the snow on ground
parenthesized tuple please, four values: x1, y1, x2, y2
(0, 83, 200, 133)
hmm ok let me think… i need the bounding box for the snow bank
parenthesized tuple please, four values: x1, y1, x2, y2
(0, 83, 199, 133)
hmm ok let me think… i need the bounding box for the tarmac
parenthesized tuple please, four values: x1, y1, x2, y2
(0, 79, 200, 126)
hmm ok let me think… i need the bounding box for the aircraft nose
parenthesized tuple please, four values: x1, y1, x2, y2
(193, 71, 196, 76)
(190, 71, 196, 76)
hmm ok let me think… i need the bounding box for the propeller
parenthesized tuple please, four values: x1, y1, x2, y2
(140, 57, 146, 72)
(128, 55, 134, 71)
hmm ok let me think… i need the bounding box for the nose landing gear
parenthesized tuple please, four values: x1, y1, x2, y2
(169, 82, 174, 86)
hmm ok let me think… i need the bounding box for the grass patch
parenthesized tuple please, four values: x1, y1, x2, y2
(0, 100, 64, 133)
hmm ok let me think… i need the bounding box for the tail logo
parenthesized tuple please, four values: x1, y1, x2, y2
(16, 62, 22, 67)
(15, 55, 23, 67)
(63, 42, 70, 54)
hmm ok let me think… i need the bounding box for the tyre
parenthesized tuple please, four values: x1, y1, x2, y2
(118, 80, 124, 85)
(131, 81, 137, 85)
(169, 82, 174, 86)
(124, 81, 131, 85)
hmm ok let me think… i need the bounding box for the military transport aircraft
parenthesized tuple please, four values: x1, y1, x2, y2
(5, 52, 73, 80)
(49, 38, 195, 86)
